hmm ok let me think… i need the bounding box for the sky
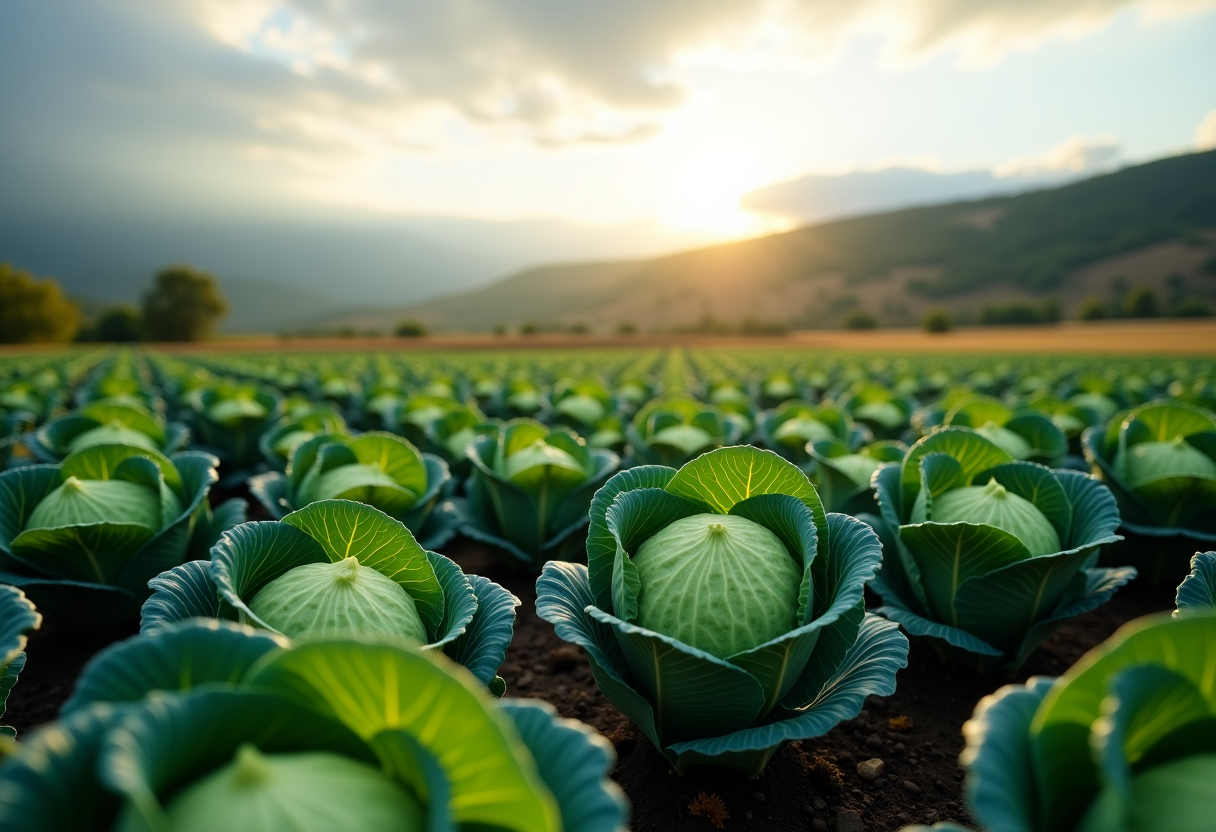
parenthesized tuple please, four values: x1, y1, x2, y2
(2, 0, 1215, 242)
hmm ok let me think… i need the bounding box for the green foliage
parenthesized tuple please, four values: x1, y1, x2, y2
(395, 320, 427, 337)
(0, 444, 232, 629)
(1084, 401, 1216, 539)
(142, 264, 228, 342)
(844, 310, 877, 330)
(978, 298, 1061, 326)
(91, 306, 143, 343)
(536, 445, 907, 776)
(0, 263, 81, 344)
(1078, 296, 1108, 320)
(0, 621, 626, 832)
(872, 427, 1131, 671)
(922, 308, 953, 333)
(0, 586, 40, 737)
(460, 420, 619, 567)
(249, 432, 453, 549)
(1120, 285, 1159, 319)
(141, 499, 516, 687)
(952, 612, 1216, 832)
(1175, 551, 1216, 614)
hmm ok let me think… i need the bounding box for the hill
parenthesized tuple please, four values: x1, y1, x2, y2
(328, 150, 1216, 333)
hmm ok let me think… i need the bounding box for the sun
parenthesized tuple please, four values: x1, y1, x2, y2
(661, 151, 791, 240)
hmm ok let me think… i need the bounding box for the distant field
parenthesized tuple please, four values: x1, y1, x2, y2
(95, 319, 1213, 356)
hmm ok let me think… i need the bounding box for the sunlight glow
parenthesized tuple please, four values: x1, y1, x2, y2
(660, 151, 795, 240)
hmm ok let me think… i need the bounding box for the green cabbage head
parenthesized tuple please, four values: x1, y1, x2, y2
(947, 610, 1216, 832)
(0, 444, 226, 627)
(537, 445, 907, 777)
(27, 399, 190, 463)
(0, 620, 626, 832)
(249, 432, 453, 549)
(872, 427, 1132, 672)
(460, 419, 619, 568)
(1084, 401, 1216, 541)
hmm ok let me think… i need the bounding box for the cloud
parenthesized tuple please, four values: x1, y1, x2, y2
(994, 135, 1122, 178)
(1196, 109, 1216, 150)
(11, 0, 1210, 155)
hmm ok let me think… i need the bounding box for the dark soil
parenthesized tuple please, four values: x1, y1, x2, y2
(5, 506, 1181, 831)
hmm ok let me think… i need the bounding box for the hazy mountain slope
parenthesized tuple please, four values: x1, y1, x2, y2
(742, 167, 1026, 224)
(332, 150, 1216, 332)
(217, 278, 347, 334)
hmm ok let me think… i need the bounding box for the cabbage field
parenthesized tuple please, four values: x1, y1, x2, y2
(0, 346, 1213, 832)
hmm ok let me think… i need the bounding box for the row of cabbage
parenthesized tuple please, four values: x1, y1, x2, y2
(0, 347, 1212, 832)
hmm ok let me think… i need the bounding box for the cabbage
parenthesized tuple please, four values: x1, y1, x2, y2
(829, 453, 883, 488)
(556, 394, 606, 426)
(914, 477, 1060, 557)
(501, 439, 585, 485)
(1077, 753, 1216, 832)
(26, 476, 165, 531)
(67, 422, 159, 453)
(651, 424, 714, 455)
(634, 513, 801, 658)
(853, 400, 904, 430)
(250, 556, 427, 643)
(773, 416, 833, 447)
(142, 744, 423, 832)
(1117, 438, 1216, 486)
(308, 464, 419, 513)
(974, 421, 1032, 460)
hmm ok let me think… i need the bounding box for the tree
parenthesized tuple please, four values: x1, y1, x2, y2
(1121, 286, 1159, 319)
(1078, 297, 1108, 321)
(96, 307, 143, 342)
(0, 263, 81, 343)
(922, 308, 952, 333)
(395, 320, 427, 337)
(141, 265, 227, 342)
(843, 310, 877, 330)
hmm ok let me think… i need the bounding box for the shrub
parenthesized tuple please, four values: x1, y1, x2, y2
(844, 310, 877, 330)
(1077, 296, 1108, 320)
(1121, 286, 1159, 318)
(395, 320, 427, 337)
(922, 309, 953, 333)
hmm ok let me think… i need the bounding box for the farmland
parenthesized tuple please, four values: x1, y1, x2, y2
(0, 344, 1212, 831)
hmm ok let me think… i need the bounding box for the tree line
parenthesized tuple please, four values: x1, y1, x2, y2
(0, 264, 228, 344)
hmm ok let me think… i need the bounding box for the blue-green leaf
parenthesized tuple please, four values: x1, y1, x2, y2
(1031, 613, 1216, 832)
(1093, 665, 1216, 805)
(99, 688, 377, 831)
(444, 572, 519, 687)
(667, 614, 906, 776)
(282, 500, 445, 633)
(901, 522, 1031, 627)
(139, 560, 220, 633)
(0, 585, 40, 670)
(0, 703, 124, 831)
(61, 619, 286, 715)
(959, 676, 1054, 832)
(1176, 551, 1216, 614)
(501, 700, 629, 832)
(587, 465, 677, 611)
(210, 520, 328, 629)
(535, 562, 664, 758)
(665, 446, 829, 551)
(422, 550, 478, 651)
(244, 641, 562, 832)
(587, 607, 766, 743)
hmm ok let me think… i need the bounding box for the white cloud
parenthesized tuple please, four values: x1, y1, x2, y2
(994, 135, 1122, 178)
(1196, 109, 1216, 150)
(160, 0, 1216, 148)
